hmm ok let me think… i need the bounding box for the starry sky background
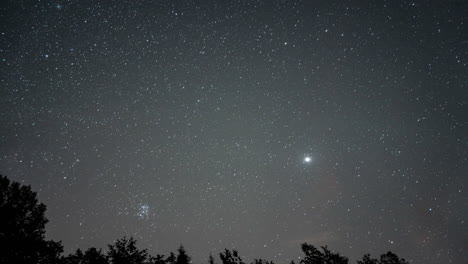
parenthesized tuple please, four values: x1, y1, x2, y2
(1, 1, 468, 264)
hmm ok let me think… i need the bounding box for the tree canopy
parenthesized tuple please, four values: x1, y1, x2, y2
(0, 174, 63, 264)
(300, 244, 348, 264)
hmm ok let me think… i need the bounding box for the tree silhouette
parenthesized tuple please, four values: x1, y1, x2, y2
(300, 243, 348, 264)
(252, 259, 274, 264)
(357, 252, 409, 264)
(219, 249, 245, 264)
(150, 254, 166, 264)
(209, 253, 216, 264)
(357, 254, 378, 264)
(83, 248, 108, 264)
(107, 236, 149, 264)
(64, 248, 85, 264)
(64, 247, 108, 264)
(379, 252, 409, 264)
(176, 245, 191, 264)
(39, 239, 65, 264)
(166, 252, 177, 264)
(0, 174, 63, 264)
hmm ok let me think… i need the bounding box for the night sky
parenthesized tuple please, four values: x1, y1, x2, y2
(1, 1, 467, 264)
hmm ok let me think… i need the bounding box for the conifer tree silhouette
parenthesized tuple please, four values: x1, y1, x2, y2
(219, 249, 245, 264)
(0, 174, 63, 264)
(166, 252, 177, 264)
(176, 245, 191, 264)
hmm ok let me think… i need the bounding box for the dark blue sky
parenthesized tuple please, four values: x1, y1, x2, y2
(1, 1, 467, 263)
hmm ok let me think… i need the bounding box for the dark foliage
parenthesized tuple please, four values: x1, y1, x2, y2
(357, 254, 378, 264)
(252, 259, 275, 264)
(151, 254, 167, 264)
(64, 247, 108, 264)
(379, 252, 410, 264)
(108, 236, 149, 264)
(220, 249, 245, 264)
(209, 253, 216, 264)
(357, 252, 410, 264)
(300, 243, 348, 264)
(0, 174, 63, 264)
(166, 252, 177, 264)
(176, 245, 191, 264)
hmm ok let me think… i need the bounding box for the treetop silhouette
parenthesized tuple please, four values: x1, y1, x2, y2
(358, 251, 409, 264)
(220, 249, 245, 264)
(176, 245, 191, 264)
(64, 247, 108, 264)
(300, 243, 348, 264)
(107, 236, 149, 264)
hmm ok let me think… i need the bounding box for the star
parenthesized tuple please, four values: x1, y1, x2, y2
(304, 156, 312, 163)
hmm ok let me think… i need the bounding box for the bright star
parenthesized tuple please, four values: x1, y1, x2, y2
(304, 156, 312, 163)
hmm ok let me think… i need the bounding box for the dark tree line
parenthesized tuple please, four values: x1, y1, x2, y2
(0, 175, 409, 264)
